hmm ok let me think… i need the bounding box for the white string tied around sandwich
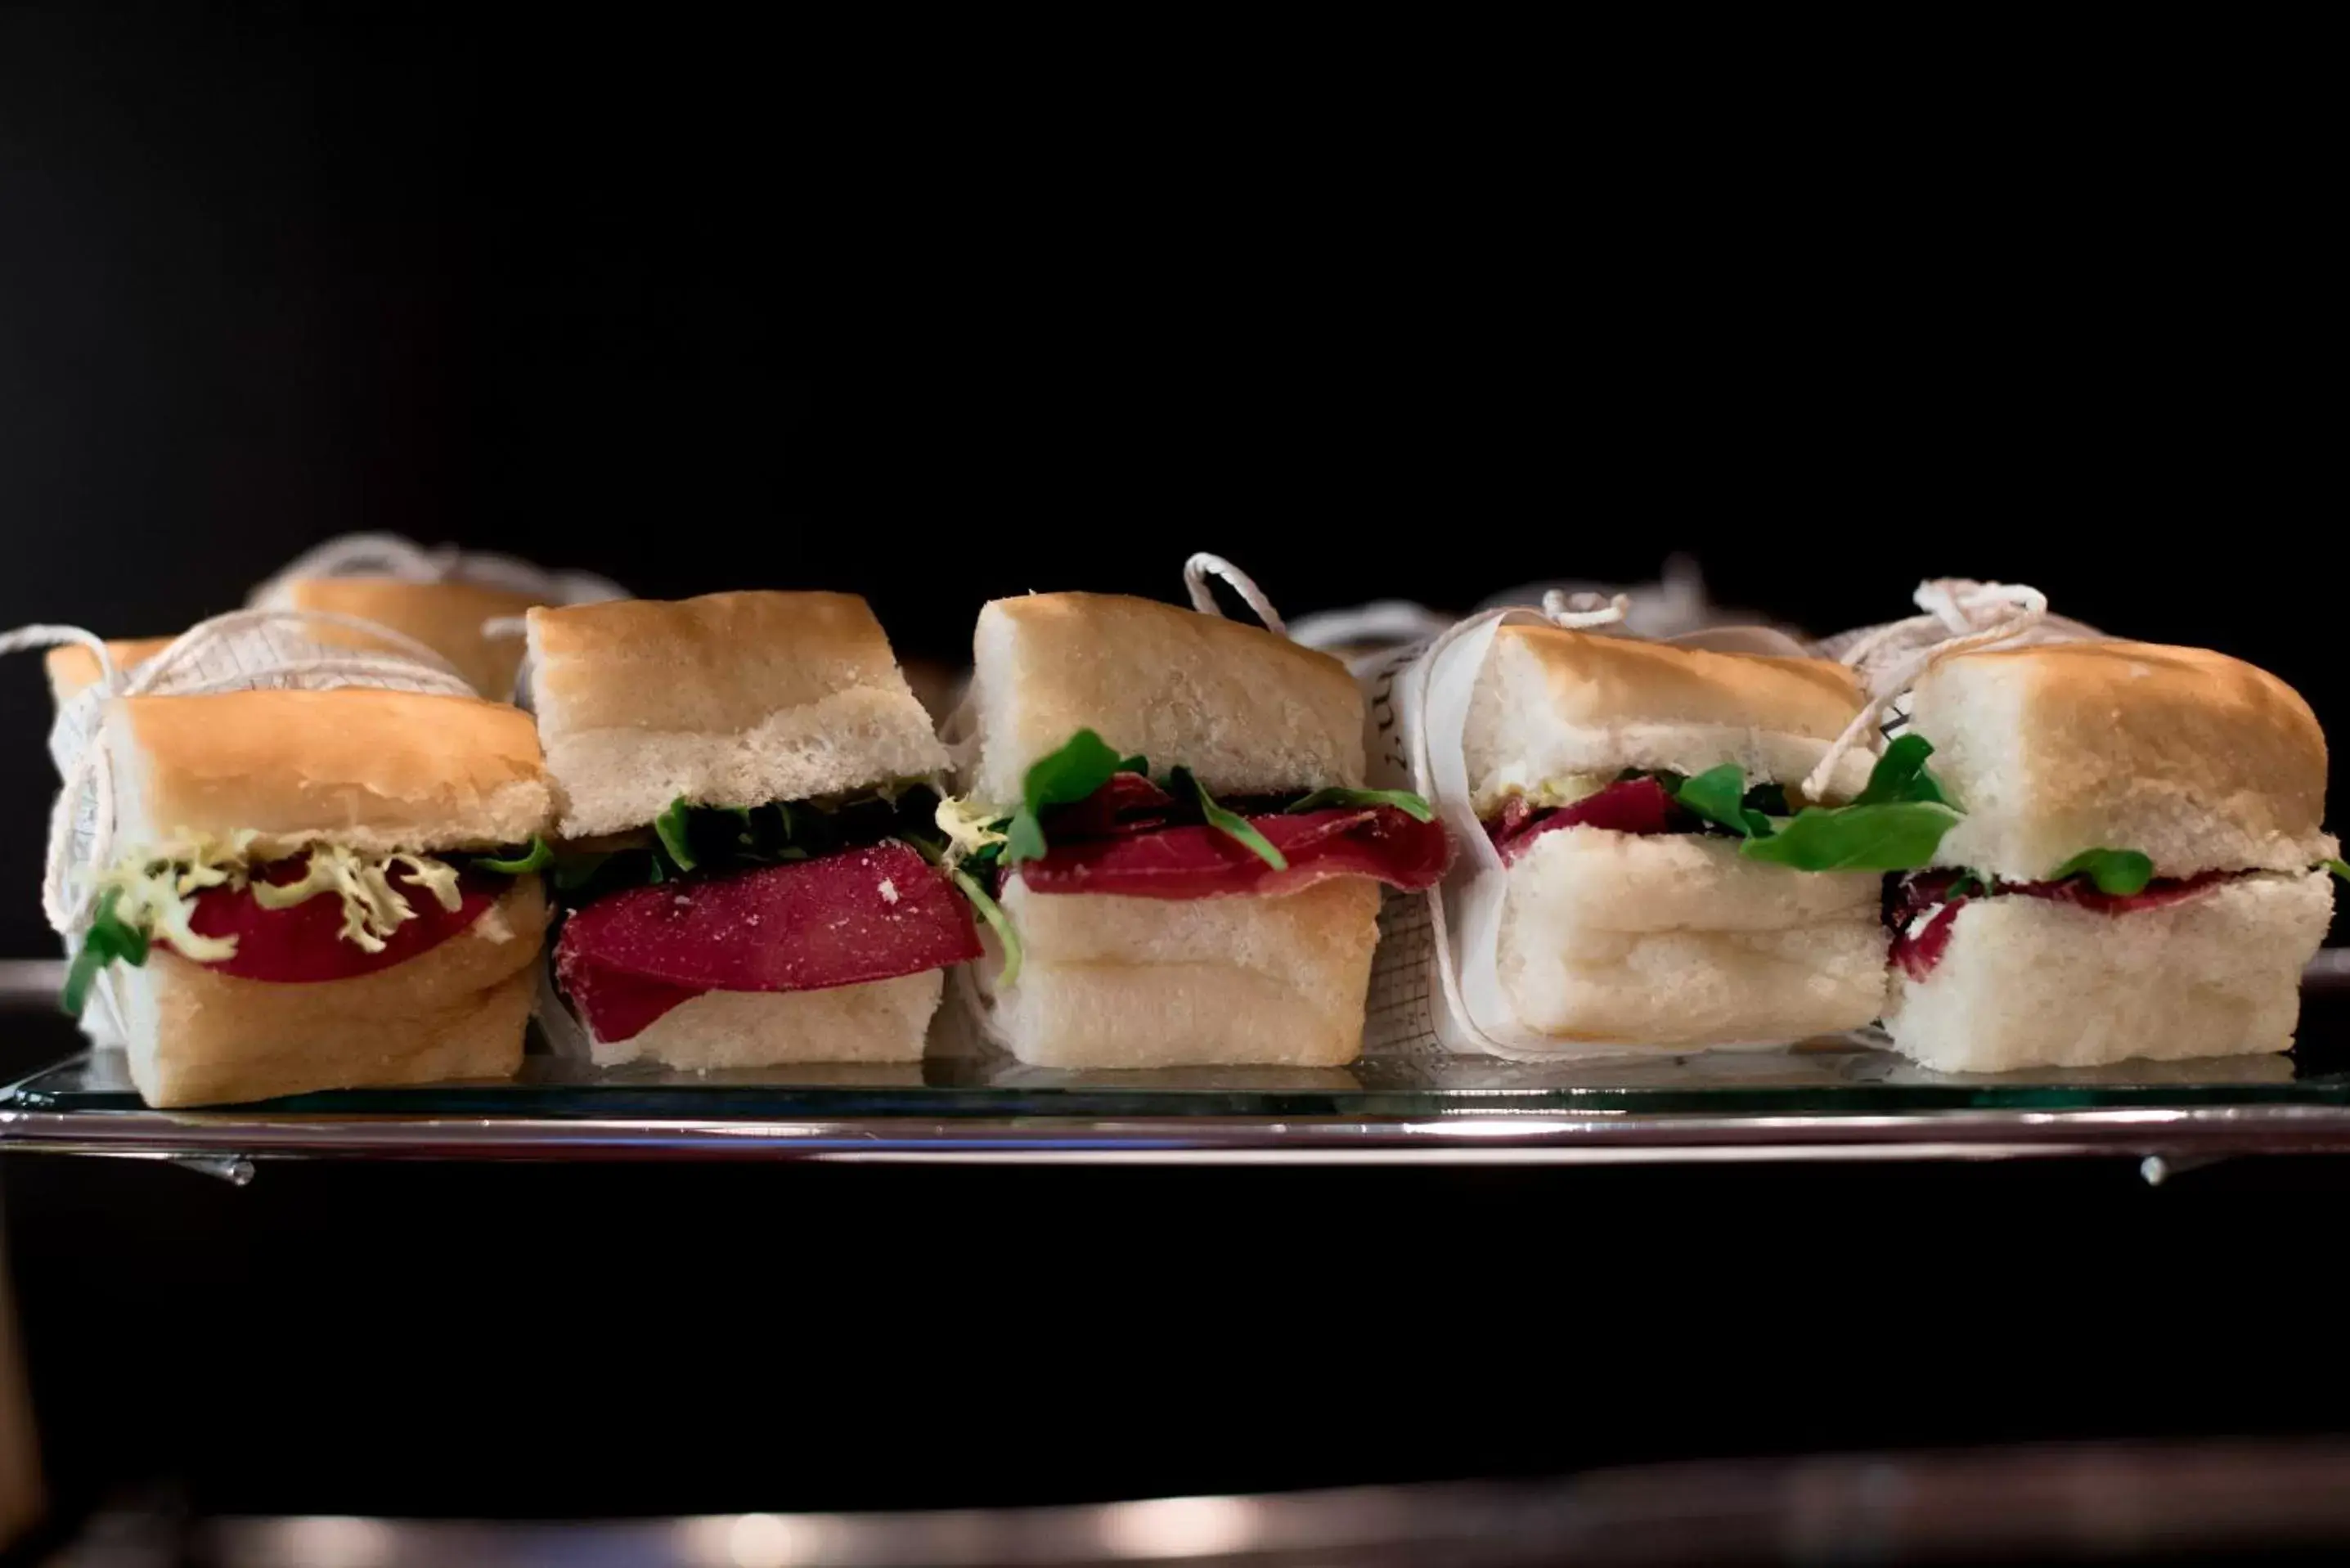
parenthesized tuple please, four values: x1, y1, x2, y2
(1184, 553, 1288, 639)
(0, 609, 476, 937)
(1540, 589, 1632, 630)
(1799, 579, 2049, 805)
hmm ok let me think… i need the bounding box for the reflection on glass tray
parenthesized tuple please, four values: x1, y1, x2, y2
(7, 986, 2350, 1119)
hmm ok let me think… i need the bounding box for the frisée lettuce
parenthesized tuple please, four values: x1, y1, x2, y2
(59, 832, 491, 1016)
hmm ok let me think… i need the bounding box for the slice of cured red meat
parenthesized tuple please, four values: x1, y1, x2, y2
(1016, 806, 1449, 900)
(555, 966, 708, 1048)
(555, 841, 979, 1040)
(2003, 868, 2232, 915)
(1040, 771, 1178, 839)
(176, 857, 505, 983)
(1486, 776, 1681, 864)
(1889, 867, 2239, 980)
(1891, 901, 1966, 982)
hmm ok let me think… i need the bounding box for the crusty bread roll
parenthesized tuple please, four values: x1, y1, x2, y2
(277, 577, 544, 700)
(1495, 830, 1887, 1044)
(102, 689, 550, 860)
(528, 591, 946, 838)
(119, 878, 547, 1107)
(1884, 872, 2331, 1072)
(1912, 640, 2333, 881)
(981, 877, 1381, 1067)
(43, 636, 176, 704)
(1464, 626, 1873, 814)
(967, 593, 1364, 811)
(586, 971, 941, 1068)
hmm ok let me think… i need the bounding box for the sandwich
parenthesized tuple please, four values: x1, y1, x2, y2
(1883, 640, 2340, 1071)
(941, 591, 1451, 1067)
(1454, 625, 1944, 1046)
(59, 687, 554, 1107)
(528, 591, 977, 1067)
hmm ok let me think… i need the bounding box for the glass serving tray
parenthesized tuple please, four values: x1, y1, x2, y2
(5, 978, 2350, 1166)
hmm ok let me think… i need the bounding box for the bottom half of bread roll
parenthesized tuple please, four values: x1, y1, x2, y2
(981, 877, 1383, 1067)
(120, 879, 548, 1108)
(586, 969, 943, 1069)
(1885, 869, 2332, 1073)
(1494, 829, 1889, 1045)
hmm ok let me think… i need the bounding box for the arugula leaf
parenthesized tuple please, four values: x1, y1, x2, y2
(1286, 786, 1437, 823)
(1024, 730, 1126, 812)
(1117, 755, 1150, 776)
(61, 888, 151, 1019)
(654, 798, 699, 873)
(1739, 801, 1963, 873)
(1171, 767, 1288, 871)
(473, 837, 553, 875)
(1673, 765, 1751, 836)
(1663, 768, 1790, 840)
(1672, 742, 1958, 870)
(2051, 847, 2155, 896)
(1854, 734, 1951, 807)
(2328, 859, 2350, 883)
(1003, 729, 1129, 867)
(1002, 815, 1048, 866)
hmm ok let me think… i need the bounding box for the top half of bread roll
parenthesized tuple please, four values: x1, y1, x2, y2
(1912, 639, 2331, 880)
(1463, 625, 1870, 815)
(964, 592, 1364, 811)
(525, 591, 946, 838)
(272, 577, 546, 700)
(101, 688, 550, 860)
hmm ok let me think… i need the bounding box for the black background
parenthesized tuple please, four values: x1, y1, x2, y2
(2, 2, 2344, 1530)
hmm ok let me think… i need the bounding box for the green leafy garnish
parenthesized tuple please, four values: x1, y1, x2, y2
(654, 799, 699, 873)
(472, 837, 553, 875)
(950, 865, 1019, 989)
(1665, 770, 1794, 841)
(1673, 766, 1751, 836)
(1117, 755, 1150, 776)
(2051, 847, 2155, 896)
(556, 791, 936, 903)
(1004, 729, 1129, 866)
(1738, 801, 1965, 873)
(1286, 787, 1437, 823)
(1171, 767, 1287, 871)
(1665, 739, 1966, 872)
(1853, 733, 1951, 807)
(910, 836, 1022, 988)
(61, 888, 151, 1019)
(2327, 859, 2350, 883)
